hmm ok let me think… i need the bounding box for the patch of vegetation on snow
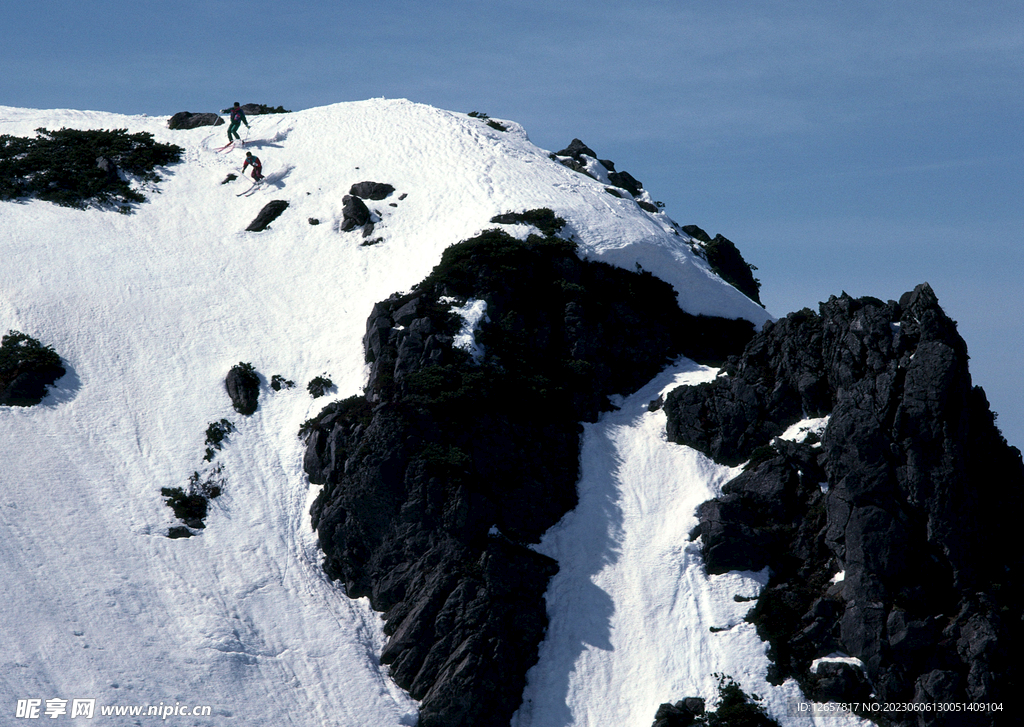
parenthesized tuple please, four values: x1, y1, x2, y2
(0, 128, 182, 210)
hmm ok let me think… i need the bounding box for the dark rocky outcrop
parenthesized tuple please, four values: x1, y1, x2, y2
(652, 698, 705, 727)
(225, 362, 259, 415)
(304, 226, 755, 726)
(0, 331, 66, 406)
(239, 103, 290, 116)
(340, 194, 371, 231)
(651, 676, 778, 727)
(349, 181, 395, 201)
(680, 226, 762, 305)
(246, 200, 289, 232)
(608, 169, 643, 197)
(665, 284, 1023, 725)
(554, 139, 648, 198)
(682, 224, 713, 244)
(555, 138, 596, 159)
(702, 234, 762, 305)
(167, 112, 224, 130)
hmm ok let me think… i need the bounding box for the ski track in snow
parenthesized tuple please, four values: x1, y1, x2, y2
(0, 99, 819, 726)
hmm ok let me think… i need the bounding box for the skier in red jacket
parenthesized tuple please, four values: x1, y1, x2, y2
(243, 152, 264, 182)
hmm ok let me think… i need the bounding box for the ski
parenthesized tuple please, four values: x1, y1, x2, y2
(237, 180, 263, 197)
(215, 141, 235, 153)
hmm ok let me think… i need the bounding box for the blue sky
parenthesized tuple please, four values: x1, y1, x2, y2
(5, 0, 1022, 446)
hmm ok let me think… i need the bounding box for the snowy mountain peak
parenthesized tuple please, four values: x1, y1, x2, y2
(1, 99, 828, 727)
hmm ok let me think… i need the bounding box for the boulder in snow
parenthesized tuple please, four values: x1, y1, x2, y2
(340, 194, 371, 231)
(349, 181, 395, 201)
(167, 112, 224, 130)
(225, 362, 259, 415)
(246, 200, 289, 232)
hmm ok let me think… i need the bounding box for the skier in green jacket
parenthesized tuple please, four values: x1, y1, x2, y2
(222, 102, 249, 145)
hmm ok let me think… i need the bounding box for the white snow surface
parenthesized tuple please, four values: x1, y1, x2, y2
(0, 99, 861, 726)
(450, 299, 489, 362)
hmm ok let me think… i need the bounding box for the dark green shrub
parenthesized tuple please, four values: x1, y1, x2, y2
(0, 330, 66, 406)
(162, 465, 224, 535)
(702, 675, 778, 727)
(489, 208, 567, 237)
(0, 127, 182, 209)
(271, 374, 295, 391)
(187, 467, 224, 499)
(161, 487, 208, 526)
(203, 419, 235, 461)
(307, 375, 334, 399)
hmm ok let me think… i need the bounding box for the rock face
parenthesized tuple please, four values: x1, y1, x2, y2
(554, 138, 646, 198)
(167, 112, 224, 130)
(225, 362, 259, 415)
(681, 225, 762, 305)
(303, 225, 754, 727)
(664, 284, 1023, 724)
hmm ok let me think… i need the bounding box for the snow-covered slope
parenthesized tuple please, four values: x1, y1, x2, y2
(0, 99, 856, 725)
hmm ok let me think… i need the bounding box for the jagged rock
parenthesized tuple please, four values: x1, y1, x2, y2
(167, 112, 224, 129)
(669, 284, 1024, 724)
(340, 194, 370, 231)
(665, 307, 828, 465)
(304, 228, 755, 727)
(238, 103, 290, 116)
(807, 661, 871, 703)
(679, 227, 762, 303)
(245, 200, 289, 232)
(682, 224, 713, 243)
(555, 138, 596, 159)
(349, 181, 395, 200)
(225, 362, 259, 415)
(702, 234, 762, 305)
(608, 170, 643, 196)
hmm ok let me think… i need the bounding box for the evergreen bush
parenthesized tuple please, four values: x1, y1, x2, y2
(307, 375, 333, 399)
(0, 330, 66, 406)
(0, 127, 182, 209)
(203, 419, 235, 461)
